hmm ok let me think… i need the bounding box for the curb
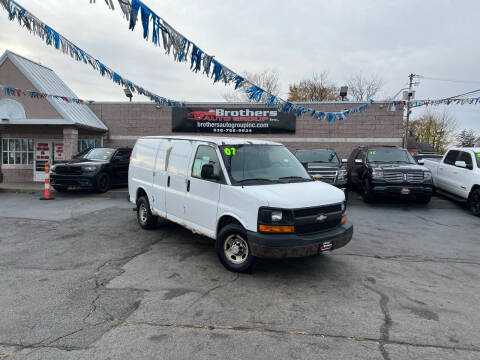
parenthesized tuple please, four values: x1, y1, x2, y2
(0, 187, 129, 198)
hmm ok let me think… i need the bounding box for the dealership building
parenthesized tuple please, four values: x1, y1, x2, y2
(0, 50, 403, 184)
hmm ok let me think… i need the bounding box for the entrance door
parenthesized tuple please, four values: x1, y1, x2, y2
(34, 140, 53, 182)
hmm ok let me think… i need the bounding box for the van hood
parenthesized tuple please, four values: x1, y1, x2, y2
(239, 181, 345, 209)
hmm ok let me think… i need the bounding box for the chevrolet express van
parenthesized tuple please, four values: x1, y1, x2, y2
(128, 136, 353, 272)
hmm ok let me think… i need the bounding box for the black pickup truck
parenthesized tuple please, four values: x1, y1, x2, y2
(50, 147, 131, 193)
(346, 146, 433, 203)
(295, 149, 348, 191)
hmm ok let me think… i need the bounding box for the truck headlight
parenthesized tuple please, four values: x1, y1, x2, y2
(424, 171, 432, 180)
(372, 169, 384, 179)
(82, 165, 98, 172)
(337, 169, 347, 181)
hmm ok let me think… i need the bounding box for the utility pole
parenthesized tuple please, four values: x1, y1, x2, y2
(404, 73, 415, 148)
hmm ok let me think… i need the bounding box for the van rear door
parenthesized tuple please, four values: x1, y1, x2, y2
(184, 143, 223, 238)
(165, 140, 195, 223)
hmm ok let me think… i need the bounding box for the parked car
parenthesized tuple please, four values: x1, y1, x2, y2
(294, 149, 348, 191)
(129, 136, 353, 272)
(414, 153, 443, 164)
(423, 147, 480, 216)
(50, 147, 132, 193)
(346, 145, 433, 203)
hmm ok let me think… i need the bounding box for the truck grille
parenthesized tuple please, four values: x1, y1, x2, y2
(307, 166, 337, 183)
(407, 172, 424, 183)
(293, 204, 343, 234)
(55, 166, 83, 175)
(384, 172, 403, 183)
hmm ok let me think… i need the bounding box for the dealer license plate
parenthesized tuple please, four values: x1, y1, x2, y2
(320, 241, 332, 252)
(401, 188, 411, 195)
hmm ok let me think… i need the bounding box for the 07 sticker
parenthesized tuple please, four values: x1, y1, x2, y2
(224, 147, 236, 156)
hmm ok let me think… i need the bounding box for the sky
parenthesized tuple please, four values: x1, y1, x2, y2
(0, 0, 479, 133)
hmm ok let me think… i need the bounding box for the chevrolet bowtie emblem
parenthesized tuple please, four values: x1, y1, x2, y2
(316, 214, 327, 222)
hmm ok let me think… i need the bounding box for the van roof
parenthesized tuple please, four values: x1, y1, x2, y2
(140, 136, 281, 146)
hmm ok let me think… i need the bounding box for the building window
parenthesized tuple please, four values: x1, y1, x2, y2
(1, 138, 34, 165)
(78, 138, 102, 153)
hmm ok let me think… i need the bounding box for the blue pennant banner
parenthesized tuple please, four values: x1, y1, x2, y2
(2, 0, 182, 106)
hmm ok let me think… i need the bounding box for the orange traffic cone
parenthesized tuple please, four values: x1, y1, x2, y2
(40, 162, 55, 200)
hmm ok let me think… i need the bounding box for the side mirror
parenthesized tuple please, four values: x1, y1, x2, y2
(342, 158, 348, 163)
(455, 160, 467, 168)
(417, 159, 425, 165)
(201, 164, 218, 179)
(354, 159, 362, 165)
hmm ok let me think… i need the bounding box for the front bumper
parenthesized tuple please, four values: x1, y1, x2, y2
(50, 174, 95, 188)
(247, 221, 353, 259)
(371, 184, 432, 196)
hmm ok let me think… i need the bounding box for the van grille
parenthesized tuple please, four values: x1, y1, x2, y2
(293, 203, 343, 235)
(293, 204, 342, 218)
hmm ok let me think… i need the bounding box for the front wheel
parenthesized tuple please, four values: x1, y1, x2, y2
(136, 196, 158, 229)
(95, 172, 111, 193)
(216, 224, 256, 273)
(469, 189, 480, 217)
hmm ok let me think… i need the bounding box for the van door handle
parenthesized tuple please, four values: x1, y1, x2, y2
(167, 176, 170, 187)
(187, 179, 190, 192)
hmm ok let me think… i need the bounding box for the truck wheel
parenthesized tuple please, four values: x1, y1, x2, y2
(417, 194, 431, 204)
(53, 185, 68, 192)
(362, 179, 375, 203)
(216, 224, 256, 273)
(95, 172, 111, 193)
(469, 189, 480, 217)
(136, 196, 157, 229)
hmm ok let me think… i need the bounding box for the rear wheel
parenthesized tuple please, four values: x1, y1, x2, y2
(95, 172, 111, 193)
(216, 224, 256, 273)
(136, 196, 157, 229)
(469, 189, 480, 217)
(53, 185, 68, 192)
(362, 178, 375, 203)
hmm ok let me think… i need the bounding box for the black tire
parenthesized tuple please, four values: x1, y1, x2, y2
(95, 172, 111, 193)
(136, 196, 157, 229)
(53, 185, 68, 192)
(417, 194, 431, 204)
(216, 224, 256, 273)
(361, 178, 375, 203)
(469, 189, 480, 217)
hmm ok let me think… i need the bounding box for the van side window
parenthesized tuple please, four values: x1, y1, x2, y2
(444, 150, 459, 165)
(192, 145, 221, 179)
(458, 151, 473, 168)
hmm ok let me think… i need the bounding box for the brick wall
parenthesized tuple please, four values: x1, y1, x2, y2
(89, 102, 403, 158)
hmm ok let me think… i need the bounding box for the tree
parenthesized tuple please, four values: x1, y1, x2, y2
(408, 110, 458, 153)
(287, 72, 339, 101)
(222, 68, 281, 102)
(346, 72, 383, 101)
(456, 129, 477, 147)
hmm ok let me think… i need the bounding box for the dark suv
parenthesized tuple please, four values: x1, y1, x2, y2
(295, 149, 347, 191)
(346, 146, 433, 203)
(50, 147, 132, 193)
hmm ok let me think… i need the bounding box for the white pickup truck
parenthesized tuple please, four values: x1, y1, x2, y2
(422, 147, 480, 216)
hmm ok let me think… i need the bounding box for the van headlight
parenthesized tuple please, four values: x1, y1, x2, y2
(258, 208, 295, 233)
(371, 169, 384, 179)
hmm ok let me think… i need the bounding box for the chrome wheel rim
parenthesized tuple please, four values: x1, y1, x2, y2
(224, 234, 248, 264)
(139, 203, 148, 224)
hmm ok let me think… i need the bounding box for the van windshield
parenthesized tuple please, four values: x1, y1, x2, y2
(219, 145, 312, 185)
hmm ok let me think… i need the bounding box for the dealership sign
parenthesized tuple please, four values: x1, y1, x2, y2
(172, 107, 296, 134)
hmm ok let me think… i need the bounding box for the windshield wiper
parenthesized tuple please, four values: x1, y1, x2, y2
(279, 176, 313, 183)
(391, 160, 412, 164)
(235, 178, 278, 184)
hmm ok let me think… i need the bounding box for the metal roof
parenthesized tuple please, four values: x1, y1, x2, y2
(0, 50, 107, 131)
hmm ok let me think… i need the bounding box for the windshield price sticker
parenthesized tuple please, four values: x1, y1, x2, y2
(477, 153, 480, 158)
(369, 151, 376, 155)
(224, 147, 236, 156)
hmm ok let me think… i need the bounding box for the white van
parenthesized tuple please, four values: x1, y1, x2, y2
(128, 136, 353, 272)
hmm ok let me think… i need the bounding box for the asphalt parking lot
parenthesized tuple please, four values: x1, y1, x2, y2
(0, 190, 479, 359)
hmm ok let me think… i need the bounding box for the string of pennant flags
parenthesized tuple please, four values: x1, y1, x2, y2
(410, 97, 480, 108)
(0, 0, 182, 107)
(1, 85, 93, 104)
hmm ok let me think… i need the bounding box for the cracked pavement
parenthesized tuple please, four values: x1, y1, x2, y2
(0, 191, 479, 359)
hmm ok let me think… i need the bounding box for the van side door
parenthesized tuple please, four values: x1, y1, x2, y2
(184, 144, 223, 238)
(165, 140, 195, 223)
(151, 140, 170, 217)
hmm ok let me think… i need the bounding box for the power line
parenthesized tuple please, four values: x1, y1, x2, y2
(418, 75, 480, 85)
